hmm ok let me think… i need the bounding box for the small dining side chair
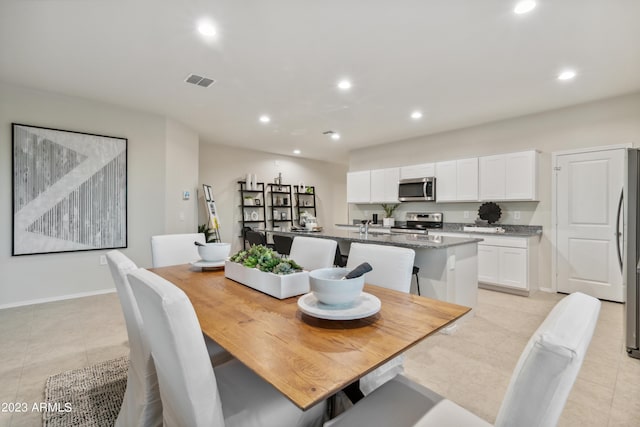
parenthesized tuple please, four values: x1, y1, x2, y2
(289, 236, 338, 271)
(345, 242, 416, 397)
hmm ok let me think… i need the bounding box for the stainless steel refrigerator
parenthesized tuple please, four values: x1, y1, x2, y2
(624, 148, 640, 359)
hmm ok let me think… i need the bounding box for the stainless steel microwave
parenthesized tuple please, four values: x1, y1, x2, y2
(398, 177, 436, 202)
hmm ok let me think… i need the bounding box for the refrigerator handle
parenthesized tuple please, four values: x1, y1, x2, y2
(616, 188, 624, 273)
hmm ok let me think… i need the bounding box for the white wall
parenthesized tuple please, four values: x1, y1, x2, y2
(198, 143, 348, 254)
(165, 119, 199, 233)
(0, 83, 197, 308)
(348, 92, 640, 290)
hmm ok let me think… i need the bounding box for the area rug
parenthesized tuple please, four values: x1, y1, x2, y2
(43, 356, 128, 427)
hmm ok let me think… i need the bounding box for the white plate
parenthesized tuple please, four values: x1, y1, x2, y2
(191, 259, 225, 268)
(297, 292, 381, 320)
(251, 211, 259, 220)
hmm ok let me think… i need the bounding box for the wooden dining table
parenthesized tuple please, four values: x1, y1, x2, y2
(150, 265, 471, 410)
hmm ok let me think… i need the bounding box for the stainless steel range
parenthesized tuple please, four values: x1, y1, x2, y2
(391, 212, 443, 234)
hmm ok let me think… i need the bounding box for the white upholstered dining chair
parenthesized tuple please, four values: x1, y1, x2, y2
(106, 250, 162, 427)
(346, 243, 416, 293)
(150, 233, 205, 267)
(127, 268, 326, 427)
(324, 292, 601, 427)
(289, 236, 338, 271)
(106, 251, 232, 427)
(346, 243, 416, 395)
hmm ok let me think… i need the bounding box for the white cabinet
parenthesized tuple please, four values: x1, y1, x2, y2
(456, 157, 479, 201)
(435, 157, 478, 202)
(435, 160, 457, 201)
(432, 232, 539, 295)
(400, 163, 435, 180)
(498, 247, 528, 289)
(479, 150, 538, 201)
(477, 244, 499, 283)
(370, 168, 400, 203)
(476, 235, 537, 293)
(347, 168, 399, 203)
(346, 170, 370, 203)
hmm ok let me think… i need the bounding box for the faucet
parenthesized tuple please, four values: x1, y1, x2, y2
(360, 220, 372, 235)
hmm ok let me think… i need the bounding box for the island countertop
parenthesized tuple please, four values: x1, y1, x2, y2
(261, 227, 483, 249)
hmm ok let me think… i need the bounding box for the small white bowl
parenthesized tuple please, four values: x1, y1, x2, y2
(197, 243, 231, 262)
(309, 267, 365, 306)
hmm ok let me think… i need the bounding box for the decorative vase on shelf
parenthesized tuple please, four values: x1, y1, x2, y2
(252, 174, 258, 190)
(383, 218, 395, 227)
(246, 173, 253, 190)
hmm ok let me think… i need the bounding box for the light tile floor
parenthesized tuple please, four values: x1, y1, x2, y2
(0, 289, 638, 426)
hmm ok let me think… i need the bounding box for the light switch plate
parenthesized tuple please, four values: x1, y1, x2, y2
(514, 211, 521, 220)
(183, 190, 190, 200)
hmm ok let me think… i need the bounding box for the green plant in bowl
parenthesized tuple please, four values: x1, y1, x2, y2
(229, 245, 303, 275)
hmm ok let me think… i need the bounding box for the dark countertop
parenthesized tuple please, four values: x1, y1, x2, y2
(339, 222, 542, 237)
(262, 227, 483, 250)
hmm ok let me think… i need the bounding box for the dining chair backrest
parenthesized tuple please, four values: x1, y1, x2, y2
(494, 291, 601, 427)
(245, 230, 267, 247)
(272, 234, 293, 256)
(289, 236, 338, 271)
(346, 243, 415, 293)
(128, 269, 225, 427)
(150, 233, 205, 267)
(324, 292, 601, 427)
(106, 250, 162, 427)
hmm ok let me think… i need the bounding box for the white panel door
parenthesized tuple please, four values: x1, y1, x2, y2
(556, 148, 624, 301)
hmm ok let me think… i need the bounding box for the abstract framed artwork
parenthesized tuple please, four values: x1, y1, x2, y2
(12, 124, 127, 255)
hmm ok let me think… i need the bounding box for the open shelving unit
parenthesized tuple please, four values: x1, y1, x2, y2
(267, 183, 294, 229)
(238, 181, 266, 248)
(294, 185, 316, 225)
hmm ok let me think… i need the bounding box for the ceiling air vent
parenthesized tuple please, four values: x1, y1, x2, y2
(184, 74, 215, 88)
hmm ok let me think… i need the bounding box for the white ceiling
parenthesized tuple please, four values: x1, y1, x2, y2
(1, 1, 639, 164)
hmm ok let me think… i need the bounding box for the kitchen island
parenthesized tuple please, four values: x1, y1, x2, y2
(262, 227, 482, 314)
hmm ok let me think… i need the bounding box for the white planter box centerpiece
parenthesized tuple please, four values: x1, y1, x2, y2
(225, 261, 309, 299)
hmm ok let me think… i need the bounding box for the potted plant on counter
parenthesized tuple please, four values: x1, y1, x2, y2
(381, 203, 399, 227)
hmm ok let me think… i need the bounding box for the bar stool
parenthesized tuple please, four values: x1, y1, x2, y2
(413, 266, 421, 296)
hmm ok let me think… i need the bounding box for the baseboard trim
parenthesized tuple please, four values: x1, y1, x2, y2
(0, 288, 117, 310)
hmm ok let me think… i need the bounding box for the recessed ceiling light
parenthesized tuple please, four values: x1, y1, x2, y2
(410, 111, 423, 120)
(514, 1, 536, 15)
(293, 149, 301, 155)
(331, 133, 341, 140)
(259, 115, 271, 123)
(337, 80, 352, 90)
(197, 21, 217, 37)
(557, 70, 577, 81)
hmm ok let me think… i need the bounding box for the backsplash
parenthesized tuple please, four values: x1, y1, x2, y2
(349, 200, 541, 226)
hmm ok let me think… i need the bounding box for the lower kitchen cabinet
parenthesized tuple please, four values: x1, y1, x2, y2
(432, 232, 539, 295)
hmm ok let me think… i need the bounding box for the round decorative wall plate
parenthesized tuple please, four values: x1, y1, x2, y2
(478, 202, 502, 224)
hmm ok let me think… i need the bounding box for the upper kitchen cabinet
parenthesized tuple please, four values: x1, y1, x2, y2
(346, 170, 371, 203)
(399, 162, 435, 180)
(370, 168, 400, 203)
(435, 157, 478, 202)
(479, 150, 539, 201)
(347, 168, 399, 203)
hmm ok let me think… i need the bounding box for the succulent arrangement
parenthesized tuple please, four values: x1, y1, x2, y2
(229, 244, 303, 275)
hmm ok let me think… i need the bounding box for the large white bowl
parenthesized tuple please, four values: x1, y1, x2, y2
(309, 267, 365, 306)
(197, 242, 231, 262)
